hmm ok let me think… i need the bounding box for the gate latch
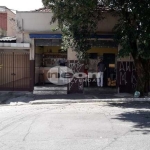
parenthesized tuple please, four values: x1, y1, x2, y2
(0, 64, 3, 69)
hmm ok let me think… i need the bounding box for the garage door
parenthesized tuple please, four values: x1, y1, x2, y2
(0, 51, 30, 91)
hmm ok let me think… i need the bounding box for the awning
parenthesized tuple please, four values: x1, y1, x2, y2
(29, 34, 62, 39)
(29, 34, 114, 39)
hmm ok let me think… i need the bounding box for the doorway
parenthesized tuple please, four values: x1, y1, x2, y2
(103, 53, 116, 87)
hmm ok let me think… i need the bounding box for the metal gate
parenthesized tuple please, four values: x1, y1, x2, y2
(0, 51, 30, 91)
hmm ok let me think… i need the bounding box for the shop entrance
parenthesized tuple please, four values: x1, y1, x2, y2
(34, 45, 67, 86)
(84, 47, 117, 91)
(103, 53, 116, 87)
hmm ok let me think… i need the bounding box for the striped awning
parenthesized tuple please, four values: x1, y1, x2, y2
(0, 37, 16, 42)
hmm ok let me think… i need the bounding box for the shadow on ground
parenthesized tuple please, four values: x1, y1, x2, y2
(108, 102, 150, 134)
(33, 93, 118, 100)
(108, 101, 150, 109)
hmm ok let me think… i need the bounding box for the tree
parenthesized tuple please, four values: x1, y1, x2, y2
(111, 0, 150, 95)
(42, 0, 150, 95)
(42, 0, 107, 60)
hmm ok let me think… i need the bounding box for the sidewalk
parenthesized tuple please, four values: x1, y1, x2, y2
(0, 91, 33, 105)
(1, 91, 150, 105)
(31, 93, 150, 104)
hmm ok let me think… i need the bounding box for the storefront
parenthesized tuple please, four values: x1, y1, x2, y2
(66, 37, 119, 93)
(29, 34, 136, 94)
(86, 47, 117, 88)
(33, 38, 67, 86)
(10, 9, 137, 94)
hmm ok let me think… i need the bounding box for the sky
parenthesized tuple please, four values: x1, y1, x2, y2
(0, 0, 44, 12)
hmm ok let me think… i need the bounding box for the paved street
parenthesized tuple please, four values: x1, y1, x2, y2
(0, 102, 150, 150)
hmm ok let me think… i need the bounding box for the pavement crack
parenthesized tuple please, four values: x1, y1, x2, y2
(101, 137, 118, 150)
(101, 129, 131, 150)
(22, 116, 37, 142)
(100, 107, 115, 132)
(22, 108, 55, 142)
(99, 106, 131, 150)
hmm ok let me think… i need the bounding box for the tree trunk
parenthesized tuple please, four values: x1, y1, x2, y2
(134, 58, 145, 96)
(130, 40, 150, 96)
(143, 60, 150, 94)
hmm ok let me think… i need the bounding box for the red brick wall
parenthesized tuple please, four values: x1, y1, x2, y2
(0, 13, 7, 30)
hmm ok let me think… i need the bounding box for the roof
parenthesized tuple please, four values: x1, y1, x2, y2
(0, 6, 16, 14)
(0, 37, 16, 42)
(0, 6, 7, 12)
(0, 6, 7, 9)
(34, 7, 51, 12)
(34, 7, 109, 13)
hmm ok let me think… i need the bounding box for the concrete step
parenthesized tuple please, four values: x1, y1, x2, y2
(33, 90, 67, 95)
(34, 86, 67, 91)
(33, 85, 67, 95)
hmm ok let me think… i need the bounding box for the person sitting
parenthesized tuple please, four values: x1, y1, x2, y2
(58, 58, 66, 66)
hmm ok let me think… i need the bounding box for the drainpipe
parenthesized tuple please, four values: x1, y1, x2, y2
(22, 19, 24, 43)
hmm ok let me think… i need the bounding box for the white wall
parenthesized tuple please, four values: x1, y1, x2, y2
(16, 12, 60, 33)
(16, 11, 118, 37)
(67, 48, 78, 60)
(17, 33, 31, 43)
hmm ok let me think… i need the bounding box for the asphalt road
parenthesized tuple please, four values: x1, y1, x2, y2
(0, 102, 150, 150)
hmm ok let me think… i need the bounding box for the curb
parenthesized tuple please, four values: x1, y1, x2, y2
(29, 98, 150, 105)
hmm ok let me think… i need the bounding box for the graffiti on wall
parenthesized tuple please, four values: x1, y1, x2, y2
(68, 60, 84, 92)
(118, 62, 137, 91)
(68, 60, 84, 73)
(78, 79, 83, 90)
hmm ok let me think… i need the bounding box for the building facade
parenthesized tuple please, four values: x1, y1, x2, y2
(0, 8, 136, 93)
(0, 6, 16, 37)
(0, 7, 30, 92)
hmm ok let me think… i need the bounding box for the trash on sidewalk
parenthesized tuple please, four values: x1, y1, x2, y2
(134, 91, 140, 98)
